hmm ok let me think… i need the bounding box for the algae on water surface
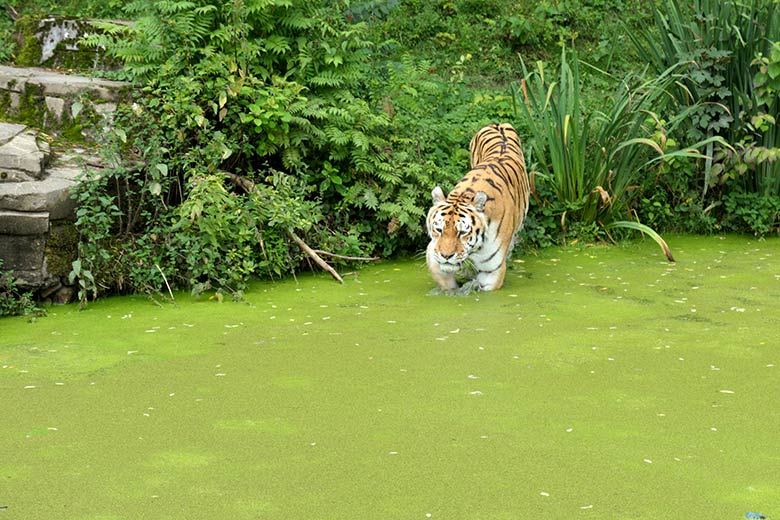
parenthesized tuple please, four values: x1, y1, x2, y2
(1, 235, 779, 519)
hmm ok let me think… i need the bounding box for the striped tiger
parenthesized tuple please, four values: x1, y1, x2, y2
(426, 122, 530, 293)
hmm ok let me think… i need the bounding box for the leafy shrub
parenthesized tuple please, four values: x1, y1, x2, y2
(0, 260, 44, 318)
(630, 0, 780, 198)
(72, 0, 494, 300)
(723, 192, 780, 236)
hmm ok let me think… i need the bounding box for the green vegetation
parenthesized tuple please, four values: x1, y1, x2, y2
(0, 260, 43, 318)
(0, 0, 779, 303)
(2, 236, 780, 517)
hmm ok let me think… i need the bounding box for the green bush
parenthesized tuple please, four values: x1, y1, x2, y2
(630, 0, 780, 199)
(0, 260, 44, 318)
(723, 192, 780, 236)
(71, 0, 493, 300)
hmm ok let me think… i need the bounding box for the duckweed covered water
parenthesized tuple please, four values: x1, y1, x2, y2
(1, 235, 779, 519)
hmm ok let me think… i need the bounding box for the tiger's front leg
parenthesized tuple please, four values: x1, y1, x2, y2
(475, 260, 507, 291)
(426, 241, 459, 292)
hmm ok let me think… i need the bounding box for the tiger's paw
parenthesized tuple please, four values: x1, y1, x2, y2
(428, 287, 457, 296)
(456, 280, 481, 296)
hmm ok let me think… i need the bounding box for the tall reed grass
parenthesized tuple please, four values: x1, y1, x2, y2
(512, 49, 723, 259)
(629, 0, 780, 197)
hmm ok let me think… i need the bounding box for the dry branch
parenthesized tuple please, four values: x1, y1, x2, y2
(222, 171, 358, 283)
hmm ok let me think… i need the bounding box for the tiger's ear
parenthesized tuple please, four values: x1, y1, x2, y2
(432, 186, 445, 203)
(474, 191, 488, 212)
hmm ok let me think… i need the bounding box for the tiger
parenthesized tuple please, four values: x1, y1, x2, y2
(426, 122, 530, 293)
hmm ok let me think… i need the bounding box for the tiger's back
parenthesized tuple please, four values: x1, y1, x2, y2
(426, 123, 530, 292)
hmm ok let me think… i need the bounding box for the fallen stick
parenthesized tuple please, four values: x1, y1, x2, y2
(289, 231, 343, 283)
(221, 171, 350, 284)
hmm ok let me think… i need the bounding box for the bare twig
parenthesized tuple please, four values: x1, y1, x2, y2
(288, 231, 343, 283)
(221, 170, 352, 284)
(155, 264, 176, 302)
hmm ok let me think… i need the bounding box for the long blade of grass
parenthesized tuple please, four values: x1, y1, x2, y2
(605, 221, 675, 262)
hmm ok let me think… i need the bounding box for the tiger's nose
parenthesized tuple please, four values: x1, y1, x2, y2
(441, 252, 455, 261)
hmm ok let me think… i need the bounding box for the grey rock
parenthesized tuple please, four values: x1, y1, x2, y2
(0, 210, 49, 235)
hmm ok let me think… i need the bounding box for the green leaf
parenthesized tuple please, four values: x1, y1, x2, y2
(71, 101, 83, 119)
(605, 221, 675, 262)
(768, 62, 780, 80)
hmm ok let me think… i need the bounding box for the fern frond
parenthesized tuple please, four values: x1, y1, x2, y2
(308, 72, 346, 87)
(265, 35, 291, 55)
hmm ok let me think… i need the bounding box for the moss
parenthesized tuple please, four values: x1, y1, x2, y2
(13, 15, 120, 72)
(0, 87, 11, 120)
(58, 123, 86, 143)
(0, 81, 109, 141)
(14, 16, 43, 67)
(14, 82, 46, 128)
(45, 223, 79, 279)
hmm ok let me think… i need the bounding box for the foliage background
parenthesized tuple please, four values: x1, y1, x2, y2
(1, 0, 779, 306)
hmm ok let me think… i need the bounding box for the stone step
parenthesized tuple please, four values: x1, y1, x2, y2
(0, 64, 129, 134)
(0, 122, 51, 182)
(0, 64, 128, 102)
(0, 162, 81, 218)
(0, 210, 50, 286)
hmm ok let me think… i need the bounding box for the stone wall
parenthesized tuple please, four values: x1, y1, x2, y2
(0, 64, 130, 300)
(0, 121, 82, 298)
(0, 64, 129, 135)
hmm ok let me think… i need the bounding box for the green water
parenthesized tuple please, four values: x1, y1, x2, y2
(1, 235, 779, 519)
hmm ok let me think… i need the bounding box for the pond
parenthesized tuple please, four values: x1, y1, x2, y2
(1, 234, 779, 519)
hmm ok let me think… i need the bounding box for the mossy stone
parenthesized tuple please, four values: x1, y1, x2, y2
(45, 223, 79, 279)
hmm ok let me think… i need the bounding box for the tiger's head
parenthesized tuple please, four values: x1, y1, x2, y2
(426, 186, 488, 272)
